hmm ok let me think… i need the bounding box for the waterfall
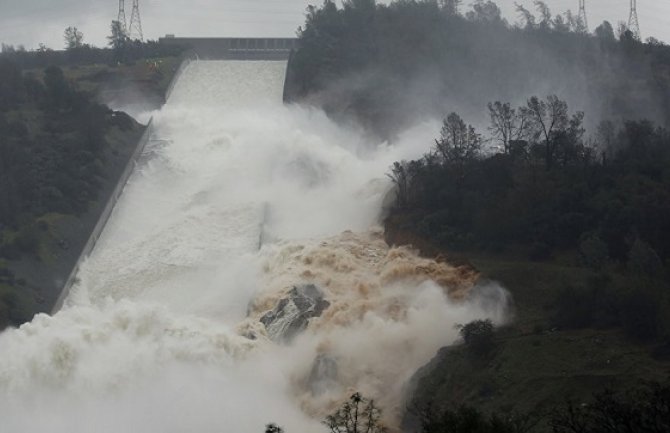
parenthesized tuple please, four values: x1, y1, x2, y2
(0, 60, 509, 433)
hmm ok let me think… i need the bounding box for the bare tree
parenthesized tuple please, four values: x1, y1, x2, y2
(514, 3, 536, 29)
(533, 1, 552, 30)
(487, 101, 529, 154)
(435, 113, 481, 164)
(324, 393, 387, 433)
(387, 161, 410, 207)
(525, 95, 570, 168)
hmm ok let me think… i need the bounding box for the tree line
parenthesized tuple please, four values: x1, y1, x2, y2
(387, 94, 670, 341)
(265, 380, 670, 432)
(1, 23, 183, 70)
(286, 0, 670, 138)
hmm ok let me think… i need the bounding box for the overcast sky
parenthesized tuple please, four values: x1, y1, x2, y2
(0, 1, 669, 50)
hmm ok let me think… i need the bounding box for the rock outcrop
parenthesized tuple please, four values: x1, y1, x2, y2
(260, 284, 330, 342)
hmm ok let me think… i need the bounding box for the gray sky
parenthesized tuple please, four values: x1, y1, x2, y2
(0, 1, 668, 50)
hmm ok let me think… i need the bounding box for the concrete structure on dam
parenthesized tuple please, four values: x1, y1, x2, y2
(158, 36, 299, 60)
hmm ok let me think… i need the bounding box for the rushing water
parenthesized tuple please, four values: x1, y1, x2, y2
(0, 60, 509, 432)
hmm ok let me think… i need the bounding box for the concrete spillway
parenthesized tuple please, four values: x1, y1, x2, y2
(68, 60, 288, 316)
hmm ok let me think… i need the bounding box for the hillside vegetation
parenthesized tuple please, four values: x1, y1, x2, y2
(287, 0, 670, 137)
(0, 46, 181, 329)
(289, 0, 670, 429)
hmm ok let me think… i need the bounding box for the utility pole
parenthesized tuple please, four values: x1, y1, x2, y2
(578, 0, 588, 32)
(117, 0, 127, 33)
(129, 0, 144, 42)
(628, 0, 641, 40)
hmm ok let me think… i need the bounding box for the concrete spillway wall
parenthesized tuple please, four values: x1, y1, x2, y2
(51, 120, 154, 313)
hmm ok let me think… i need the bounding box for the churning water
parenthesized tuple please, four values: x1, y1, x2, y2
(0, 60, 509, 432)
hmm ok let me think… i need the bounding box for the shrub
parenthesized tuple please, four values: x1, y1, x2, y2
(628, 238, 663, 278)
(529, 242, 553, 262)
(550, 381, 670, 433)
(12, 225, 40, 255)
(579, 234, 610, 270)
(552, 286, 595, 330)
(459, 320, 496, 359)
(620, 290, 661, 342)
(417, 405, 534, 433)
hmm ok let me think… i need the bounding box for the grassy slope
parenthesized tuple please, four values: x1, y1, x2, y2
(386, 221, 670, 430)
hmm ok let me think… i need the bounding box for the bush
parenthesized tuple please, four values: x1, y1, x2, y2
(552, 286, 596, 330)
(620, 291, 661, 342)
(0, 288, 33, 329)
(528, 242, 553, 262)
(579, 234, 610, 270)
(459, 320, 496, 359)
(12, 225, 40, 255)
(550, 381, 670, 433)
(552, 279, 623, 331)
(417, 405, 534, 433)
(628, 238, 664, 278)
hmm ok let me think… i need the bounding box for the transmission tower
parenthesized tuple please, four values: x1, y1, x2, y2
(628, 0, 641, 40)
(117, 0, 127, 33)
(129, 0, 144, 41)
(578, 0, 588, 32)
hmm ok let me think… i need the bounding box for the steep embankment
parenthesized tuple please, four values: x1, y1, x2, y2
(385, 215, 670, 430)
(0, 57, 181, 328)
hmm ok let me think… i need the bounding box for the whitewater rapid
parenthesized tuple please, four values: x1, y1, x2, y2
(0, 60, 509, 432)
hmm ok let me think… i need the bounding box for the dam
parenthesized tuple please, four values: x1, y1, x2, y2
(159, 36, 300, 60)
(0, 52, 509, 433)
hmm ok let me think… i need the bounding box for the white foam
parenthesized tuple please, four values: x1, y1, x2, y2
(0, 60, 509, 432)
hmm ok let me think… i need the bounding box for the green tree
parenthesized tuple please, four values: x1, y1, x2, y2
(466, 1, 502, 23)
(579, 234, 610, 270)
(628, 237, 663, 277)
(440, 0, 461, 16)
(64, 26, 84, 50)
(459, 319, 496, 359)
(108, 20, 128, 61)
(594, 21, 616, 41)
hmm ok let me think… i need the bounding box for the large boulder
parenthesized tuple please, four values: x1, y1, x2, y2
(260, 284, 330, 343)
